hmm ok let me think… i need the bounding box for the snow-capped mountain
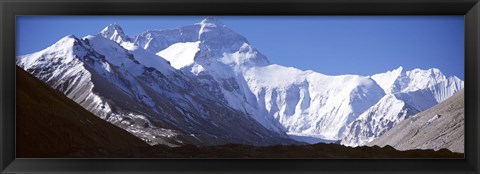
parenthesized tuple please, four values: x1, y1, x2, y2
(131, 17, 463, 145)
(16, 28, 295, 146)
(243, 66, 387, 141)
(100, 23, 131, 45)
(341, 67, 464, 146)
(340, 94, 420, 146)
(128, 18, 386, 142)
(17, 17, 464, 148)
(133, 17, 280, 133)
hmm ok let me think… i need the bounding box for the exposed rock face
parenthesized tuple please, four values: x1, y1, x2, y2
(368, 89, 464, 153)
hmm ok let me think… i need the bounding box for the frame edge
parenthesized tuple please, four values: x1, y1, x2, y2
(1, 0, 480, 173)
(465, 2, 480, 171)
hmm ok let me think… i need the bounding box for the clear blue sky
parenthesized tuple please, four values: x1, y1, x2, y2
(17, 16, 464, 79)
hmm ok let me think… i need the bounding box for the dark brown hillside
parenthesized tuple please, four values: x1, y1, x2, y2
(16, 66, 149, 158)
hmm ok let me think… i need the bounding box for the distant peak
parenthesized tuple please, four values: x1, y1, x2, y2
(106, 23, 122, 29)
(101, 23, 125, 35)
(394, 66, 403, 72)
(63, 34, 77, 39)
(57, 34, 78, 43)
(100, 23, 129, 43)
(47, 34, 79, 50)
(409, 67, 442, 75)
(198, 17, 225, 27)
(429, 68, 441, 73)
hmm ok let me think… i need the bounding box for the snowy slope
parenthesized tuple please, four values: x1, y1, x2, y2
(340, 94, 419, 146)
(16, 35, 111, 118)
(244, 65, 386, 140)
(156, 41, 200, 69)
(17, 35, 184, 146)
(16, 30, 295, 147)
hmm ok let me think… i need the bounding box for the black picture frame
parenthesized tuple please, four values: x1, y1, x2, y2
(1, 0, 479, 173)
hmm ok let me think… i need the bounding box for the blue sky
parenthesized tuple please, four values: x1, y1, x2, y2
(17, 16, 464, 79)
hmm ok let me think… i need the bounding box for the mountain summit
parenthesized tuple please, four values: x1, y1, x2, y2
(100, 23, 129, 44)
(198, 16, 225, 27)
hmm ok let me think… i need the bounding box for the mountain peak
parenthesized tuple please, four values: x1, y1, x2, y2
(394, 66, 404, 72)
(63, 34, 77, 39)
(429, 67, 441, 75)
(407, 67, 444, 78)
(101, 23, 124, 34)
(198, 17, 225, 27)
(51, 34, 78, 48)
(100, 23, 128, 43)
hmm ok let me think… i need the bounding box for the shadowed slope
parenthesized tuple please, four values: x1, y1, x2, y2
(16, 66, 149, 158)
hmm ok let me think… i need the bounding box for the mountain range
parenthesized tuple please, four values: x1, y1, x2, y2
(16, 17, 464, 148)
